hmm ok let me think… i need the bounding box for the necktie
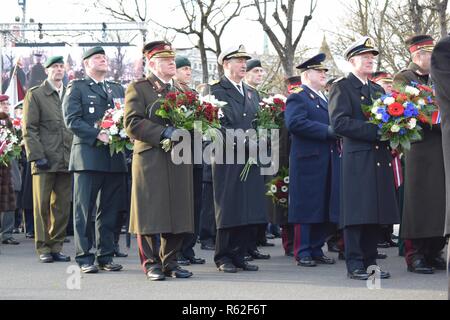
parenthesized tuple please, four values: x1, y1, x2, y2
(236, 84, 243, 96)
(166, 83, 172, 91)
(98, 82, 106, 93)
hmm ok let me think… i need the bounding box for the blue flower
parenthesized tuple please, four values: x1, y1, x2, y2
(382, 112, 391, 123)
(399, 128, 406, 136)
(411, 81, 419, 86)
(427, 96, 433, 104)
(378, 123, 383, 129)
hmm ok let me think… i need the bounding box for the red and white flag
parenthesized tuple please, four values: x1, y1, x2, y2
(5, 65, 26, 117)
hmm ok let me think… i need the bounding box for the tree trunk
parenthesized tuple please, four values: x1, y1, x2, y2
(198, 37, 209, 83)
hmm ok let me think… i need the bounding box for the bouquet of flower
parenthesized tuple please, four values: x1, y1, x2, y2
(362, 91, 423, 152)
(95, 98, 133, 156)
(0, 122, 22, 166)
(155, 91, 226, 152)
(12, 117, 23, 143)
(401, 82, 439, 125)
(240, 94, 287, 181)
(266, 167, 289, 208)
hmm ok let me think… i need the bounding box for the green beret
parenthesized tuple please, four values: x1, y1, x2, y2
(82, 46, 105, 60)
(175, 56, 191, 69)
(44, 56, 64, 68)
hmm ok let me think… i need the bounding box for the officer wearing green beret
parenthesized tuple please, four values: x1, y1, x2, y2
(63, 47, 127, 273)
(22, 56, 73, 263)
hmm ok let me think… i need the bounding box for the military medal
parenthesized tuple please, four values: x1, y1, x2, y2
(247, 91, 252, 100)
(89, 107, 95, 114)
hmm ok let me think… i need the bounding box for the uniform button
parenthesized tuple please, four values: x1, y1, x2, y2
(389, 163, 392, 167)
(375, 145, 379, 150)
(331, 150, 334, 153)
(243, 113, 247, 117)
(166, 124, 169, 127)
(361, 96, 365, 100)
(377, 162, 381, 167)
(317, 105, 320, 108)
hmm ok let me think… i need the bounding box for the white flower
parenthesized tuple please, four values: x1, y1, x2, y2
(109, 125, 119, 136)
(218, 109, 224, 119)
(270, 185, 277, 193)
(405, 86, 420, 96)
(376, 113, 383, 120)
(119, 129, 128, 139)
(10, 135, 18, 144)
(281, 186, 288, 193)
(179, 105, 188, 113)
(283, 176, 289, 184)
(408, 118, 417, 129)
(390, 124, 401, 133)
(200, 95, 227, 108)
(371, 107, 380, 115)
(112, 109, 124, 123)
(417, 99, 426, 106)
(262, 97, 274, 105)
(383, 97, 395, 105)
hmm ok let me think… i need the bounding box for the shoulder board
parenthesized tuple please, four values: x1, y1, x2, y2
(209, 79, 220, 86)
(28, 85, 40, 92)
(333, 77, 345, 83)
(67, 79, 84, 86)
(290, 87, 303, 94)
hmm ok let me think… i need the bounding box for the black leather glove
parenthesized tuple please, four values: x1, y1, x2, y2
(35, 158, 50, 170)
(327, 126, 337, 139)
(160, 126, 176, 141)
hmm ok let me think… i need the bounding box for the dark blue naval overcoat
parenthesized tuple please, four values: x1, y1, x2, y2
(285, 85, 340, 224)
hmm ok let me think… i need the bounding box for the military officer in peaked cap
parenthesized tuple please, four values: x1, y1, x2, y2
(285, 53, 340, 268)
(394, 35, 447, 274)
(124, 41, 194, 281)
(329, 37, 400, 280)
(209, 45, 267, 274)
(63, 46, 127, 274)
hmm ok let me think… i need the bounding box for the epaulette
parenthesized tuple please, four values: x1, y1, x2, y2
(333, 77, 345, 83)
(28, 85, 40, 92)
(290, 87, 303, 94)
(209, 79, 220, 86)
(67, 79, 84, 87)
(106, 80, 121, 85)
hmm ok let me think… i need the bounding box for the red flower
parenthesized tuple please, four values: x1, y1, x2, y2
(101, 119, 115, 129)
(417, 85, 433, 93)
(387, 102, 405, 117)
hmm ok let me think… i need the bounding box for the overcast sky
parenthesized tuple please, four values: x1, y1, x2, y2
(0, 0, 346, 49)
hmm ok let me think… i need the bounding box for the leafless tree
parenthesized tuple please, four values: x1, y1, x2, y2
(153, 0, 250, 82)
(252, 0, 318, 77)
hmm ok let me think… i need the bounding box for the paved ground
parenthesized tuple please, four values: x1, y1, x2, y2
(0, 234, 447, 300)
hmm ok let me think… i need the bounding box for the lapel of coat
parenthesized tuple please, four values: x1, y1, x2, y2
(348, 72, 372, 102)
(302, 85, 328, 112)
(222, 76, 245, 106)
(87, 76, 107, 100)
(42, 80, 62, 107)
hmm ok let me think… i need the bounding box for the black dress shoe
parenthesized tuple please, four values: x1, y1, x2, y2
(114, 251, 128, 258)
(244, 255, 254, 262)
(297, 256, 317, 267)
(338, 252, 345, 260)
(98, 262, 123, 272)
(63, 238, 70, 243)
(218, 263, 237, 273)
(39, 253, 54, 263)
(237, 262, 259, 271)
(313, 255, 336, 265)
(188, 257, 206, 264)
(81, 264, 99, 274)
(388, 240, 399, 247)
(377, 252, 388, 259)
(146, 267, 165, 281)
(265, 233, 275, 239)
(51, 252, 71, 262)
(407, 259, 434, 274)
(379, 270, 391, 279)
(259, 242, 275, 247)
(25, 233, 34, 239)
(200, 243, 215, 251)
(164, 266, 193, 278)
(250, 250, 271, 260)
(177, 257, 191, 266)
(2, 238, 20, 245)
(427, 256, 447, 270)
(348, 269, 370, 280)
